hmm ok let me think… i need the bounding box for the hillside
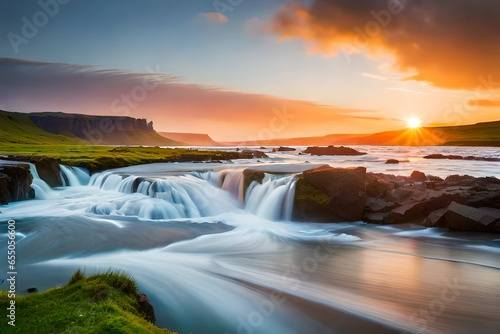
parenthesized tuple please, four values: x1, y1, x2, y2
(227, 121, 500, 147)
(0, 110, 87, 146)
(159, 132, 219, 146)
(0, 110, 183, 146)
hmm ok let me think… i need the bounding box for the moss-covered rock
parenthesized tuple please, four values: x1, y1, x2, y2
(293, 166, 367, 222)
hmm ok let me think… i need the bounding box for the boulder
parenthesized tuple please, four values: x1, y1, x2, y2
(136, 293, 156, 324)
(0, 165, 35, 204)
(385, 159, 400, 164)
(2, 155, 63, 187)
(410, 171, 427, 182)
(303, 146, 366, 156)
(424, 208, 447, 228)
(387, 191, 468, 224)
(243, 168, 266, 197)
(443, 202, 500, 232)
(239, 150, 268, 159)
(294, 165, 366, 222)
(273, 146, 296, 152)
(444, 175, 476, 187)
(34, 157, 63, 187)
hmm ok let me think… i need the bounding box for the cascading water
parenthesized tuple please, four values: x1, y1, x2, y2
(245, 174, 296, 221)
(4, 156, 499, 334)
(201, 169, 297, 220)
(29, 163, 54, 199)
(28, 164, 90, 199)
(88, 171, 242, 220)
(60, 165, 90, 186)
(85, 169, 298, 221)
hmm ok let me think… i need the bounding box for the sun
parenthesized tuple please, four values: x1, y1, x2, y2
(407, 117, 421, 129)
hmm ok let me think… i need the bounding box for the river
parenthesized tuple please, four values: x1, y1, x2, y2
(1, 146, 499, 333)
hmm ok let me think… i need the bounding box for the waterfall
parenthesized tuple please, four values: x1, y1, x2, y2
(60, 165, 90, 186)
(200, 169, 245, 203)
(86, 168, 297, 222)
(29, 163, 54, 199)
(88, 172, 240, 220)
(202, 169, 297, 221)
(245, 174, 297, 221)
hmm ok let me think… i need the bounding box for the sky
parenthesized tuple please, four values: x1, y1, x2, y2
(0, 0, 499, 141)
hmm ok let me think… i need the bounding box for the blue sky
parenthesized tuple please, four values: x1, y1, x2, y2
(1, 0, 498, 140)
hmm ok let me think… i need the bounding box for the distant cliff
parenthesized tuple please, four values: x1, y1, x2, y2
(0, 110, 183, 146)
(159, 132, 219, 146)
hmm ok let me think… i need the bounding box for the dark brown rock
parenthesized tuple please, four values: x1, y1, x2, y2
(424, 208, 447, 228)
(444, 175, 476, 187)
(273, 146, 296, 152)
(35, 157, 63, 187)
(444, 202, 500, 232)
(303, 146, 366, 156)
(387, 192, 468, 224)
(243, 168, 266, 198)
(239, 150, 268, 159)
(294, 165, 367, 221)
(136, 293, 156, 324)
(385, 159, 400, 164)
(0, 165, 34, 203)
(2, 155, 62, 187)
(410, 171, 427, 182)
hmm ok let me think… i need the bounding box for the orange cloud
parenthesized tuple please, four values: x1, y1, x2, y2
(468, 99, 500, 107)
(200, 12, 228, 24)
(267, 0, 500, 89)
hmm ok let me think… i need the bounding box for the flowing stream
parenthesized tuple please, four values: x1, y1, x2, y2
(1, 149, 499, 334)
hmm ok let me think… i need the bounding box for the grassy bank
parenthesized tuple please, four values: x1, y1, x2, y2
(0, 144, 246, 173)
(0, 270, 175, 333)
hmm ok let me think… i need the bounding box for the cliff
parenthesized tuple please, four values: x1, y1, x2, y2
(158, 132, 220, 146)
(27, 112, 182, 146)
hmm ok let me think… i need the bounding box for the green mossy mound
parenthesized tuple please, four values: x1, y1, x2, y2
(0, 270, 176, 334)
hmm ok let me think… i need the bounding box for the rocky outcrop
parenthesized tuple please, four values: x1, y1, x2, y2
(0, 165, 35, 204)
(273, 146, 296, 152)
(239, 150, 269, 159)
(243, 168, 266, 196)
(424, 154, 500, 162)
(2, 156, 62, 187)
(303, 146, 366, 156)
(26, 112, 179, 146)
(363, 171, 500, 232)
(426, 202, 500, 232)
(136, 293, 156, 324)
(294, 165, 366, 222)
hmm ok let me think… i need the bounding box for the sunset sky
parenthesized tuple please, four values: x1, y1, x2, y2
(1, 0, 499, 141)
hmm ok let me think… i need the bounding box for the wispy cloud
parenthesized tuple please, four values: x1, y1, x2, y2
(199, 12, 228, 24)
(468, 99, 500, 107)
(0, 58, 390, 141)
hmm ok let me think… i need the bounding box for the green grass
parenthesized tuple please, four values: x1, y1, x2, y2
(0, 144, 244, 173)
(0, 270, 176, 334)
(0, 111, 87, 146)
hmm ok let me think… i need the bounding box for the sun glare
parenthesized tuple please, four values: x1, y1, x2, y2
(407, 117, 421, 129)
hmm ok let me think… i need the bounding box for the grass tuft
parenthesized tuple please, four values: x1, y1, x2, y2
(0, 269, 176, 333)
